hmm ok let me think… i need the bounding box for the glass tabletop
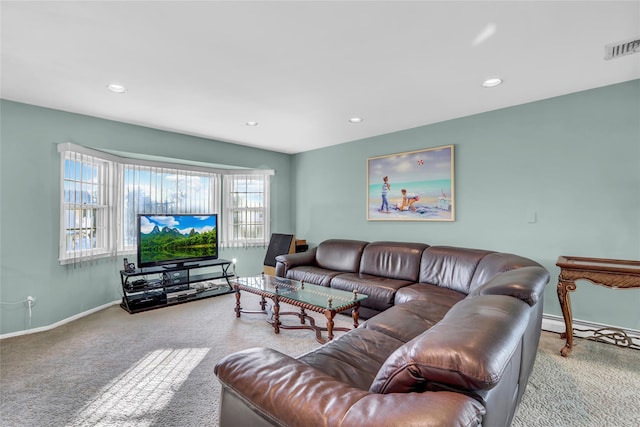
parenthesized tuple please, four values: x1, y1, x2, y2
(233, 275, 367, 310)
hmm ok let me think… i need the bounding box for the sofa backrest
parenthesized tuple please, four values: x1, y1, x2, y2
(419, 246, 494, 293)
(360, 241, 428, 282)
(315, 239, 369, 273)
(468, 252, 543, 292)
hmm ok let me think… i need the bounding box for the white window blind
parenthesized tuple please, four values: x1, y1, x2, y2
(119, 164, 220, 251)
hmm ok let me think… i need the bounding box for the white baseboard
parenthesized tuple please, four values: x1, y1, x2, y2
(3, 305, 638, 341)
(0, 300, 121, 340)
(542, 314, 640, 338)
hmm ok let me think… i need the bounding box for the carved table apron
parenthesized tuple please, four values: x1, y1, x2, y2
(556, 256, 640, 357)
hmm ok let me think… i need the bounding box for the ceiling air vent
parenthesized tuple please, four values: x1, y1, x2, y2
(604, 37, 640, 60)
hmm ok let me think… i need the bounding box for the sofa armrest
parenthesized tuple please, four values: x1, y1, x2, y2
(275, 247, 317, 277)
(215, 347, 485, 427)
(215, 347, 368, 427)
(469, 266, 549, 306)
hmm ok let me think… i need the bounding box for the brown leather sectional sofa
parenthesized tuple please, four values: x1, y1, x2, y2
(215, 239, 550, 427)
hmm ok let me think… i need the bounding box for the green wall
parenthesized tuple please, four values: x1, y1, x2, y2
(0, 100, 293, 335)
(293, 80, 640, 330)
(2, 80, 639, 336)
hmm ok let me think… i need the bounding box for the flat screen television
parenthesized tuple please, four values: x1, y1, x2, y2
(137, 214, 218, 269)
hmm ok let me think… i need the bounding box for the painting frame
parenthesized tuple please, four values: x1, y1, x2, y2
(367, 145, 455, 221)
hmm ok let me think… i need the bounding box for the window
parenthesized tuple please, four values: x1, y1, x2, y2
(58, 143, 272, 264)
(60, 151, 114, 263)
(120, 164, 219, 251)
(222, 174, 270, 248)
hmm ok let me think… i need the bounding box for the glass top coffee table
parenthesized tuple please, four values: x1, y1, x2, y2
(232, 274, 368, 343)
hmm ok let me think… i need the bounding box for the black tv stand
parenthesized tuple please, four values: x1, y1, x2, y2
(161, 262, 199, 269)
(119, 258, 235, 313)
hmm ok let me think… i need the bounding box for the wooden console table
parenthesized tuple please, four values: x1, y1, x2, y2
(556, 256, 640, 356)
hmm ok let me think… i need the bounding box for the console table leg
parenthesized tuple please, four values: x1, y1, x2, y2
(557, 277, 577, 357)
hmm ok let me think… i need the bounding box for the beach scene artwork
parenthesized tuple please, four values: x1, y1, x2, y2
(367, 145, 454, 221)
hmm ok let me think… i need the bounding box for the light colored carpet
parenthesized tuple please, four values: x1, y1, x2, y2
(513, 330, 640, 427)
(1, 292, 638, 426)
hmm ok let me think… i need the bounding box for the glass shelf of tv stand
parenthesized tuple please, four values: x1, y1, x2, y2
(122, 258, 232, 276)
(119, 258, 235, 313)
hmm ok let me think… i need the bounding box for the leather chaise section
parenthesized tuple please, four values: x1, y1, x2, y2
(369, 295, 530, 394)
(298, 328, 404, 390)
(363, 294, 465, 343)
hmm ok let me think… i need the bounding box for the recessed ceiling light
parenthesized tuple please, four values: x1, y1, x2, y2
(245, 121, 259, 127)
(107, 83, 127, 93)
(349, 117, 363, 123)
(482, 78, 503, 88)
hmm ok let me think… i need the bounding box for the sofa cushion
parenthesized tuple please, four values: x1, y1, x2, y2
(419, 246, 494, 293)
(286, 266, 341, 287)
(298, 328, 404, 390)
(394, 282, 467, 306)
(364, 291, 466, 343)
(315, 239, 369, 272)
(330, 273, 413, 312)
(359, 241, 428, 281)
(369, 295, 530, 394)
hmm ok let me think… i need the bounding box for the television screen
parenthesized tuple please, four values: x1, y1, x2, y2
(137, 214, 218, 268)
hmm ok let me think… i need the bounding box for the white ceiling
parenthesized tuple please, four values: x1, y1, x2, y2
(2, 1, 639, 154)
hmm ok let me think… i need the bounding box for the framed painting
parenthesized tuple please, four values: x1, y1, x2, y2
(367, 145, 455, 221)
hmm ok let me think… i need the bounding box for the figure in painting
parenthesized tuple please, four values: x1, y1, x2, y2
(380, 176, 391, 212)
(397, 188, 419, 212)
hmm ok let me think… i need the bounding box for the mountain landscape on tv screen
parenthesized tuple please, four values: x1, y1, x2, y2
(140, 225, 217, 263)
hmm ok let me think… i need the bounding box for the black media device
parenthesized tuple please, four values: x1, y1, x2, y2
(123, 258, 136, 273)
(137, 213, 218, 269)
(162, 270, 189, 285)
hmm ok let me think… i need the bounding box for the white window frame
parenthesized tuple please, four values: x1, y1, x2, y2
(222, 173, 272, 248)
(58, 145, 117, 264)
